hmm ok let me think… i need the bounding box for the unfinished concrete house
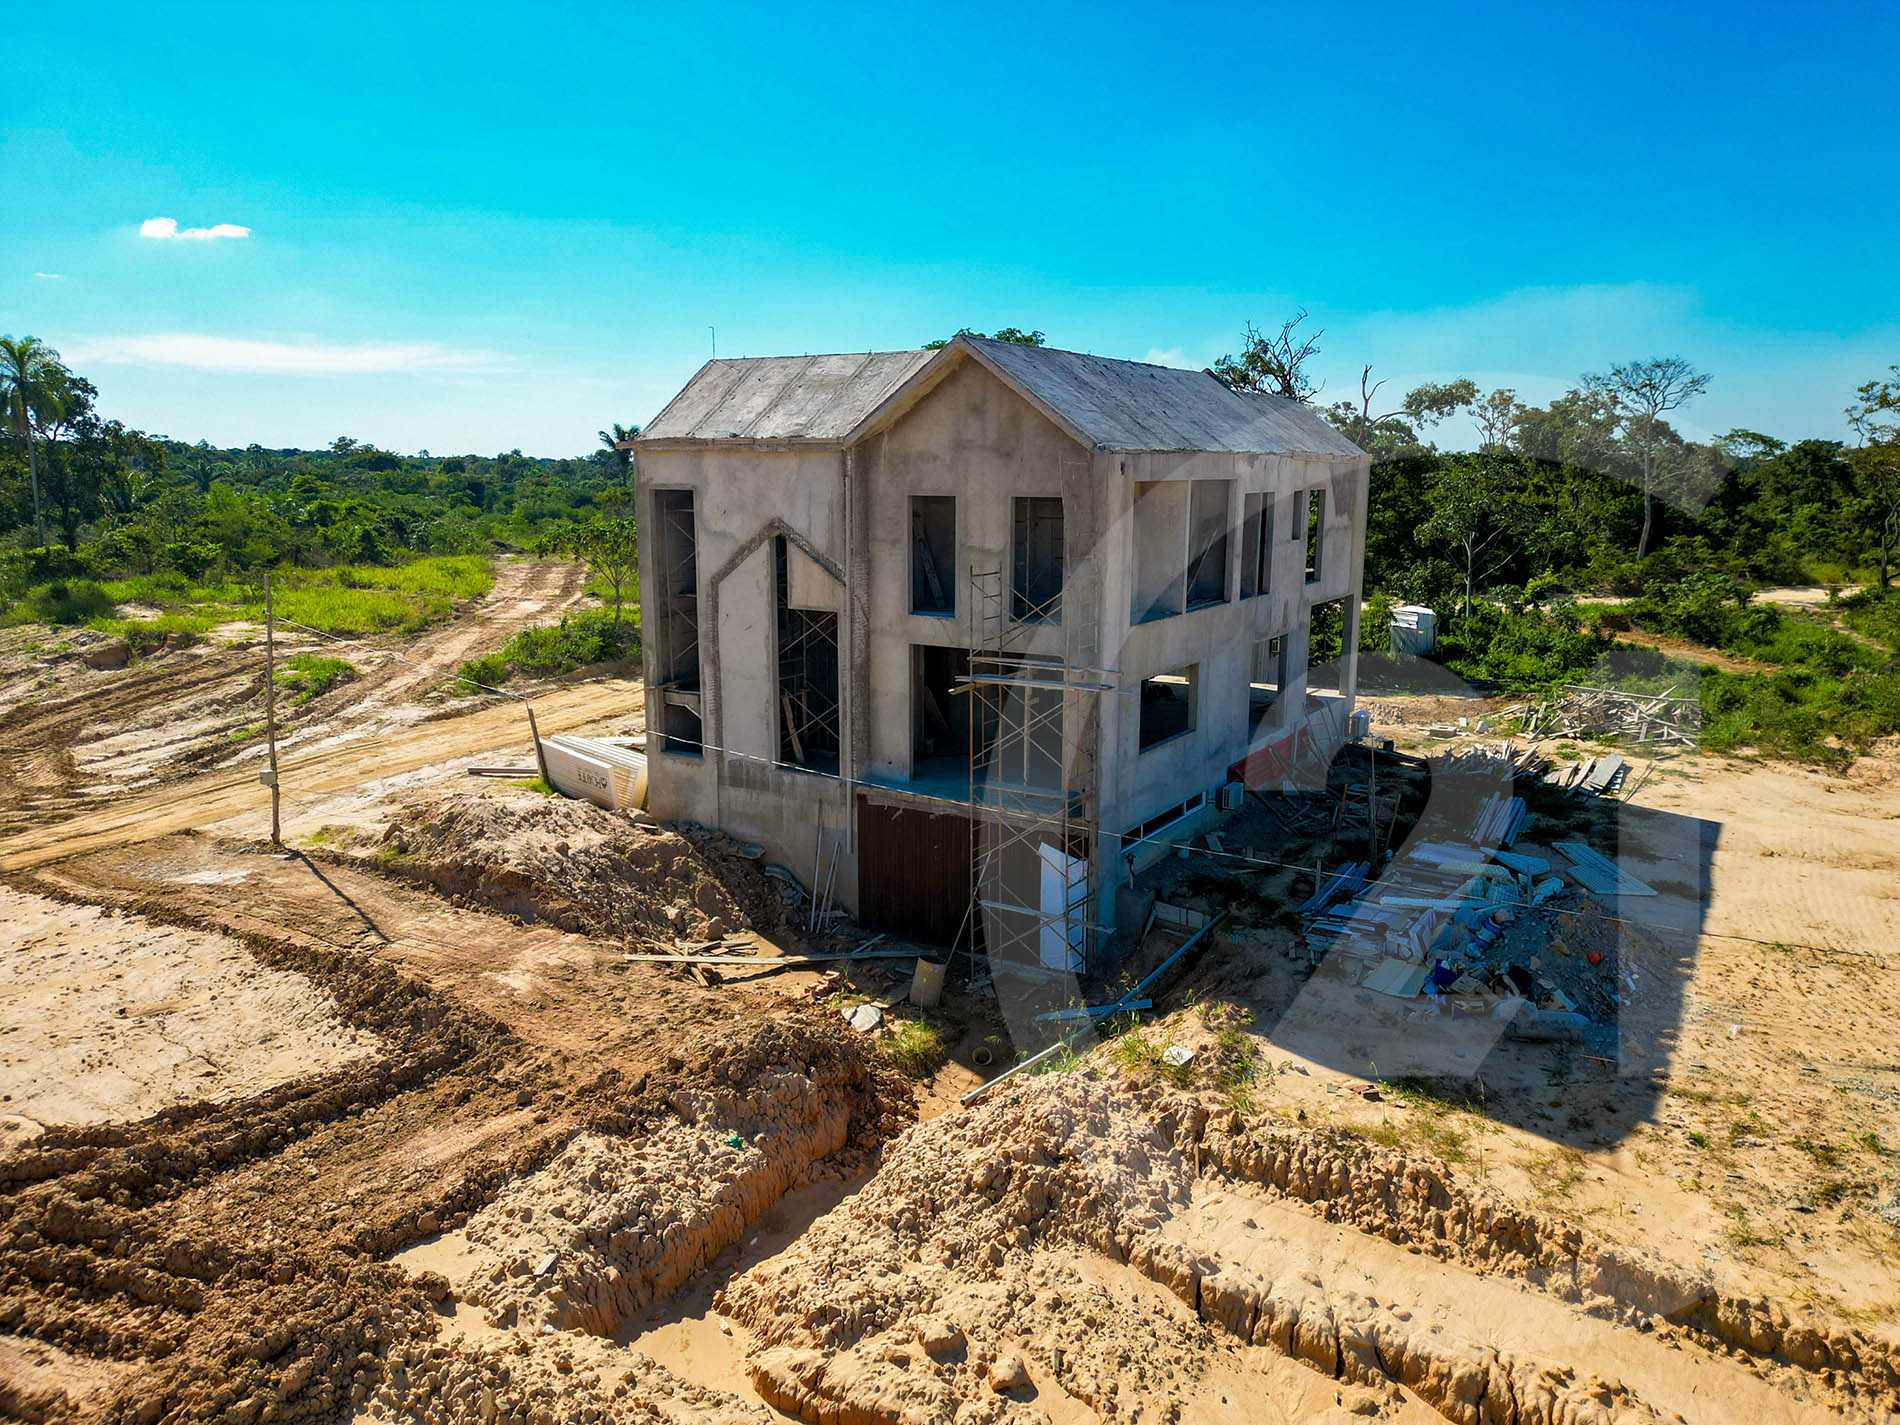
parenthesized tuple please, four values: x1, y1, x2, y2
(634, 335, 1369, 974)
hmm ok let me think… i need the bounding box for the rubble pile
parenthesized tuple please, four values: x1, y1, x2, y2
(361, 787, 785, 944)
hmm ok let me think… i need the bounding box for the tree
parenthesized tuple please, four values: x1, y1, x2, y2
(924, 327, 1046, 350)
(1323, 367, 1476, 455)
(0, 335, 73, 547)
(1212, 311, 1322, 402)
(568, 510, 639, 632)
(1584, 357, 1711, 560)
(597, 422, 640, 472)
(1418, 454, 1530, 616)
(1846, 366, 1900, 587)
(1472, 389, 1524, 452)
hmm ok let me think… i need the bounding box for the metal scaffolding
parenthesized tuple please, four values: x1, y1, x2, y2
(959, 506, 1111, 981)
(775, 537, 840, 774)
(653, 489, 703, 752)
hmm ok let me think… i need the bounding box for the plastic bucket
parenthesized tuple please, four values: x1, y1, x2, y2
(910, 957, 947, 1008)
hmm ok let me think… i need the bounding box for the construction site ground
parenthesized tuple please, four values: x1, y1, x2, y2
(2, 567, 1897, 1424)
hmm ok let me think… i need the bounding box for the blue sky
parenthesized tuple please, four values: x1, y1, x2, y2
(5, 1, 1896, 456)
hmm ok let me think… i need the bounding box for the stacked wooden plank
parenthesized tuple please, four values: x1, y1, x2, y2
(1515, 685, 1701, 748)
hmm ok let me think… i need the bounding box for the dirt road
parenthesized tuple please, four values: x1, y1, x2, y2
(0, 556, 590, 840)
(0, 677, 639, 871)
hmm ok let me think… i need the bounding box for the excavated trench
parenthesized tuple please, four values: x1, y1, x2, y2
(5, 847, 1892, 1425)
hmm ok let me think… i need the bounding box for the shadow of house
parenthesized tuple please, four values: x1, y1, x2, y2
(1162, 739, 1719, 1151)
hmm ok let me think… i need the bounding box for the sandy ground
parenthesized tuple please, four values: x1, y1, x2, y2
(0, 885, 381, 1134)
(4, 593, 1899, 1422)
(0, 555, 587, 842)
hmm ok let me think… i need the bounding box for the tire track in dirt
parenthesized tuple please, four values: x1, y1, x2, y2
(0, 679, 643, 871)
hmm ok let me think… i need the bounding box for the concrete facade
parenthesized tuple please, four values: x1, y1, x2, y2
(635, 336, 1369, 949)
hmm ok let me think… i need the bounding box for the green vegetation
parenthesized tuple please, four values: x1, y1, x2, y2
(2, 554, 496, 650)
(458, 606, 637, 691)
(879, 1019, 952, 1079)
(1, 335, 640, 642)
(275, 653, 359, 706)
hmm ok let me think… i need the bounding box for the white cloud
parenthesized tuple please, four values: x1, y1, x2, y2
(70, 333, 500, 376)
(33, 272, 64, 280)
(139, 217, 252, 242)
(1142, 346, 1194, 369)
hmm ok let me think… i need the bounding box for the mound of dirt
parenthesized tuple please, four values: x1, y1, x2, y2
(362, 788, 787, 944)
(716, 1060, 1899, 1425)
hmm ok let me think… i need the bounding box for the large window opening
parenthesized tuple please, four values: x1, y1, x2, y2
(910, 644, 971, 784)
(775, 537, 840, 774)
(1304, 486, 1325, 584)
(1240, 492, 1272, 599)
(1186, 480, 1231, 608)
(1138, 664, 1198, 751)
(652, 489, 702, 754)
(1132, 480, 1188, 623)
(1248, 634, 1286, 738)
(1010, 496, 1064, 622)
(1308, 598, 1347, 698)
(910, 495, 955, 615)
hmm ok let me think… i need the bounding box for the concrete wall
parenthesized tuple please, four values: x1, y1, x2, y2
(638, 363, 1370, 938)
(1094, 449, 1368, 915)
(638, 445, 855, 898)
(852, 358, 1086, 785)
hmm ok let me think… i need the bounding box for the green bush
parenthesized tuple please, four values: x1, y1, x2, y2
(6, 579, 118, 626)
(1435, 601, 1614, 692)
(275, 653, 359, 706)
(1700, 667, 1900, 766)
(0, 546, 99, 598)
(1838, 586, 1900, 654)
(455, 607, 638, 691)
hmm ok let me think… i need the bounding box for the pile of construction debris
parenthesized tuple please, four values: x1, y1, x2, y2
(352, 787, 789, 945)
(1511, 684, 1703, 747)
(1299, 794, 1654, 1046)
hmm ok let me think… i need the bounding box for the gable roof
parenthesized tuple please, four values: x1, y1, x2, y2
(638, 336, 1364, 459)
(952, 336, 1364, 458)
(638, 350, 934, 443)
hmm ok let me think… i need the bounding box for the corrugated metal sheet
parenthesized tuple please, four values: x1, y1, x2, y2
(638, 338, 1364, 458)
(640, 350, 934, 442)
(965, 338, 1364, 457)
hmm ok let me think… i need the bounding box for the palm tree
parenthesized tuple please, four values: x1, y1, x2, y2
(597, 421, 639, 472)
(0, 335, 70, 548)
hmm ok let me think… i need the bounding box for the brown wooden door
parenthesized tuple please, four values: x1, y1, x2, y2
(856, 796, 972, 946)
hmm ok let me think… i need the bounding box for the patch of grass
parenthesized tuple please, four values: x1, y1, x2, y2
(1792, 1136, 1843, 1168)
(1525, 1146, 1588, 1201)
(226, 721, 266, 742)
(275, 653, 358, 706)
(456, 606, 638, 692)
(1, 579, 117, 626)
(1687, 1130, 1711, 1149)
(1025, 1038, 1087, 1077)
(509, 777, 556, 795)
(879, 1019, 951, 1079)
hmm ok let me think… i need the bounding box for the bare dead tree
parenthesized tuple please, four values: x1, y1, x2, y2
(1212, 310, 1324, 403)
(1584, 357, 1711, 560)
(1325, 366, 1476, 453)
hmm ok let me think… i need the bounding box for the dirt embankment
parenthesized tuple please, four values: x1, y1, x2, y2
(720, 1063, 1894, 1425)
(0, 860, 907, 1425)
(349, 787, 788, 945)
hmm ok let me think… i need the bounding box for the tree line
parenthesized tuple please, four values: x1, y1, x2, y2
(1210, 312, 1900, 605)
(0, 334, 642, 596)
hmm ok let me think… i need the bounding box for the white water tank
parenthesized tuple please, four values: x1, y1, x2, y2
(541, 735, 648, 812)
(1389, 604, 1438, 656)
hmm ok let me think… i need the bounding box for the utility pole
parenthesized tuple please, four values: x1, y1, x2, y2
(263, 571, 282, 847)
